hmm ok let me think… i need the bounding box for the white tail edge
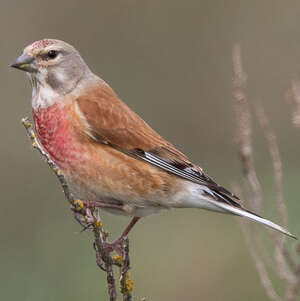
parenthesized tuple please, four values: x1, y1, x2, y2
(205, 197, 297, 239)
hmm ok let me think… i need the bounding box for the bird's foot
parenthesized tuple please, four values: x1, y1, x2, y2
(103, 216, 140, 255)
(103, 236, 126, 256)
(72, 199, 97, 211)
(72, 201, 98, 230)
(73, 199, 125, 211)
(93, 239, 124, 270)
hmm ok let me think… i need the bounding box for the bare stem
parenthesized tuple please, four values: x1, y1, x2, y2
(232, 44, 262, 213)
(255, 104, 288, 228)
(290, 80, 300, 129)
(233, 44, 283, 301)
(255, 104, 296, 284)
(232, 44, 300, 301)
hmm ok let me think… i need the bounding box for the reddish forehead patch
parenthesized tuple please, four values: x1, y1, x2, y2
(31, 39, 55, 49)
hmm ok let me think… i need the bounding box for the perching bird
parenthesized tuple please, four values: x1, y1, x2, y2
(11, 39, 296, 251)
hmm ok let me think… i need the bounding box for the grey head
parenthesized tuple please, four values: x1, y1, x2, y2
(11, 39, 95, 98)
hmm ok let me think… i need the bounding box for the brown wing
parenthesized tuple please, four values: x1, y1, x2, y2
(77, 81, 191, 163)
(76, 80, 239, 201)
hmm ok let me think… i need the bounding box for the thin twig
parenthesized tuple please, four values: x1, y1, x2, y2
(21, 117, 135, 301)
(232, 44, 300, 301)
(232, 45, 283, 301)
(255, 104, 288, 228)
(232, 44, 262, 213)
(232, 183, 282, 301)
(290, 80, 300, 129)
(285, 246, 300, 301)
(255, 104, 295, 284)
(21, 117, 75, 205)
(241, 222, 282, 301)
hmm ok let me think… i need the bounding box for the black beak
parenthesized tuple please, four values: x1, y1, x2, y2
(11, 53, 36, 72)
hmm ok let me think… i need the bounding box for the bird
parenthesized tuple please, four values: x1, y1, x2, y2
(11, 39, 296, 252)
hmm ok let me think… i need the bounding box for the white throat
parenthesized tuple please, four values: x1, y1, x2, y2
(29, 70, 98, 111)
(29, 73, 61, 111)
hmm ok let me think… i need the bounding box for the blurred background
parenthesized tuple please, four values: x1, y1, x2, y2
(1, 1, 300, 300)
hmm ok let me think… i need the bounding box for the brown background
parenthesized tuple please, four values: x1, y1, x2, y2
(1, 1, 299, 300)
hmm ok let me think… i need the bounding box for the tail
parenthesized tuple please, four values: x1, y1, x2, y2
(202, 188, 297, 239)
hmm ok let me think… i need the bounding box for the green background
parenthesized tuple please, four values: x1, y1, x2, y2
(1, 1, 299, 300)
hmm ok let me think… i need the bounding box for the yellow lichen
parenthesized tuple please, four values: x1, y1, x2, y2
(73, 199, 84, 211)
(125, 272, 134, 293)
(113, 254, 123, 265)
(21, 119, 32, 128)
(95, 220, 103, 228)
(30, 133, 36, 139)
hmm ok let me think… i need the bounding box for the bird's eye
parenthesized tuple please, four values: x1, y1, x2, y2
(47, 50, 58, 59)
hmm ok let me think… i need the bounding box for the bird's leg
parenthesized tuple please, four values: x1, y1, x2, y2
(71, 199, 126, 230)
(71, 199, 140, 254)
(104, 217, 140, 255)
(83, 200, 126, 211)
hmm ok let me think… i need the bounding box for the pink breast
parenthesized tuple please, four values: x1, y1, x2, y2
(33, 103, 80, 168)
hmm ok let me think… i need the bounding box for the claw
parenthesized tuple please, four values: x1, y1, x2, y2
(102, 216, 140, 255)
(103, 237, 126, 256)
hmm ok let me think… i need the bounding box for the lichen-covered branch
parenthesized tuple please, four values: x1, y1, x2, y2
(119, 238, 134, 301)
(21, 117, 134, 301)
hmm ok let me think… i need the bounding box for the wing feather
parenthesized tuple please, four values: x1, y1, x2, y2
(76, 80, 238, 201)
(73, 80, 297, 239)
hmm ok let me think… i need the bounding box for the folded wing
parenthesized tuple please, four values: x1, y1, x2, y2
(75, 80, 296, 238)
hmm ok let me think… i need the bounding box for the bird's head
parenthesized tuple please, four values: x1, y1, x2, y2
(11, 39, 92, 100)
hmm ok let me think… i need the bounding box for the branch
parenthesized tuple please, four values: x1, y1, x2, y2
(21, 117, 134, 301)
(255, 105, 296, 284)
(232, 44, 300, 301)
(233, 44, 282, 301)
(119, 238, 134, 301)
(232, 43, 262, 213)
